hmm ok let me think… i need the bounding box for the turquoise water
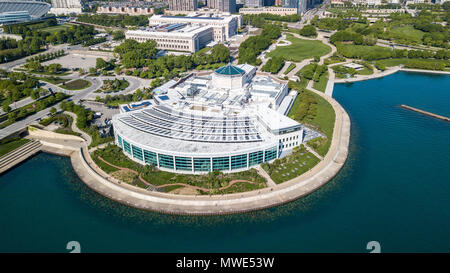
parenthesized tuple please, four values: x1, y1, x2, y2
(0, 71, 449, 253)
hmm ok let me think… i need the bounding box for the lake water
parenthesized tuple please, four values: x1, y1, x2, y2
(1, 71, 449, 253)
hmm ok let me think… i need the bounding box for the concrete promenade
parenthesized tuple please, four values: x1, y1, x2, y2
(65, 89, 350, 215)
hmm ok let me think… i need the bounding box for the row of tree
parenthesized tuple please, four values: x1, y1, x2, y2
(114, 39, 230, 80)
(76, 14, 149, 28)
(0, 36, 43, 63)
(26, 50, 66, 63)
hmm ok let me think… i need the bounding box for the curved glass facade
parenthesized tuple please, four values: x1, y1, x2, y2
(116, 134, 278, 173)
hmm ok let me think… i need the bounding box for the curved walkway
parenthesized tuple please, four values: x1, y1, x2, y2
(64, 111, 92, 147)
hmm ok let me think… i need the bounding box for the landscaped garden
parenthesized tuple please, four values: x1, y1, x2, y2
(284, 63, 296, 74)
(91, 144, 268, 195)
(288, 89, 335, 157)
(97, 78, 129, 93)
(60, 79, 91, 90)
(261, 145, 320, 184)
(39, 113, 81, 137)
(0, 138, 30, 157)
(267, 33, 331, 62)
(312, 71, 329, 92)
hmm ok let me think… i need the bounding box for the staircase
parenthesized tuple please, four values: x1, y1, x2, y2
(0, 140, 42, 174)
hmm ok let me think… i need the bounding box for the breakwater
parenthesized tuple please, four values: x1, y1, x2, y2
(401, 104, 450, 122)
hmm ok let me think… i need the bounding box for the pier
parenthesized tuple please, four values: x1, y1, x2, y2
(401, 105, 450, 122)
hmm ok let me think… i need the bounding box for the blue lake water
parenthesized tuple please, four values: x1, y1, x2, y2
(0, 71, 449, 253)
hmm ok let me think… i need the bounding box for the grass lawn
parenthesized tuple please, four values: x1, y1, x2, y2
(285, 63, 296, 74)
(261, 145, 320, 184)
(61, 79, 91, 90)
(288, 88, 335, 156)
(268, 34, 331, 62)
(390, 25, 424, 44)
(41, 24, 72, 34)
(336, 43, 393, 59)
(313, 71, 329, 92)
(0, 138, 30, 157)
(356, 67, 374, 75)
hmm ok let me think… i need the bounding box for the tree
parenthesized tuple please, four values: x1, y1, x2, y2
(96, 58, 108, 69)
(2, 102, 11, 113)
(299, 25, 317, 37)
(89, 67, 97, 75)
(112, 30, 125, 40)
(49, 107, 57, 115)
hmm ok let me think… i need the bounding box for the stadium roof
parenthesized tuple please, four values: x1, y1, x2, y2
(0, 1, 50, 18)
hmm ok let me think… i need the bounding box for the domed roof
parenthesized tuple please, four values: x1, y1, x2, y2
(215, 64, 245, 76)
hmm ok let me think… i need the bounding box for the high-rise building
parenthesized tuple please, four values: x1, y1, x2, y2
(208, 0, 236, 12)
(282, 0, 297, 8)
(281, 0, 309, 13)
(168, 0, 198, 11)
(245, 0, 264, 7)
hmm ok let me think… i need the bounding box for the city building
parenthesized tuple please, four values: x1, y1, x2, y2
(0, 1, 51, 25)
(239, 6, 298, 15)
(97, 6, 154, 15)
(50, 0, 83, 15)
(112, 64, 320, 174)
(244, 0, 264, 7)
(207, 0, 236, 13)
(167, 0, 198, 11)
(148, 13, 241, 42)
(125, 24, 214, 53)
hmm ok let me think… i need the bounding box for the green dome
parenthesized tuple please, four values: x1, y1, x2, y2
(215, 64, 245, 76)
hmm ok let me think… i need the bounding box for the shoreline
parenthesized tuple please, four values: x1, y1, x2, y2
(334, 67, 450, 84)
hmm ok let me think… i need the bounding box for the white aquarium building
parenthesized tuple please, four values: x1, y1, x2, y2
(112, 64, 320, 174)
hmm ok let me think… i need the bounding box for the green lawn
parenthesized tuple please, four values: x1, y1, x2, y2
(268, 34, 331, 62)
(288, 88, 335, 156)
(261, 145, 320, 184)
(0, 138, 30, 157)
(60, 79, 91, 90)
(356, 67, 374, 75)
(41, 24, 72, 34)
(390, 25, 424, 44)
(285, 63, 296, 74)
(312, 71, 329, 92)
